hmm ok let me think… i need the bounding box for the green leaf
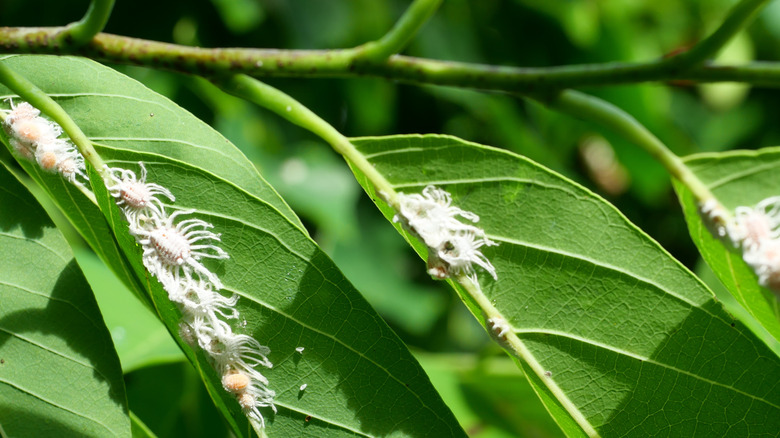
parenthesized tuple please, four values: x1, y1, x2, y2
(675, 147, 780, 346)
(75, 248, 184, 373)
(0, 55, 464, 437)
(0, 56, 150, 307)
(0, 163, 129, 437)
(350, 134, 780, 437)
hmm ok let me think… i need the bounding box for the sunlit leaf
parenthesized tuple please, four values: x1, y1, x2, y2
(675, 147, 780, 346)
(0, 55, 465, 437)
(350, 134, 780, 437)
(75, 249, 184, 373)
(0, 162, 129, 437)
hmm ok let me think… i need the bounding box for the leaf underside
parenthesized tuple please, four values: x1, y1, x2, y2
(676, 147, 780, 346)
(0, 55, 464, 437)
(0, 163, 129, 437)
(350, 134, 780, 437)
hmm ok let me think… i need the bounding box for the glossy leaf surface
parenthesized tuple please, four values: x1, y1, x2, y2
(675, 147, 780, 346)
(351, 134, 780, 437)
(0, 163, 129, 437)
(0, 55, 464, 437)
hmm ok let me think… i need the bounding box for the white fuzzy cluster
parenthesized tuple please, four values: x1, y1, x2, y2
(701, 197, 780, 293)
(729, 197, 780, 292)
(392, 185, 498, 285)
(106, 162, 276, 428)
(2, 101, 89, 189)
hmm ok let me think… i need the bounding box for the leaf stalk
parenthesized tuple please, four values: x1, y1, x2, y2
(356, 0, 442, 62)
(540, 90, 720, 207)
(58, 0, 115, 47)
(217, 75, 400, 206)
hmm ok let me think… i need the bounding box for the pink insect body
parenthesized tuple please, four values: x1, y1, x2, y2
(223, 372, 251, 393)
(120, 181, 152, 209)
(37, 150, 59, 171)
(150, 227, 192, 266)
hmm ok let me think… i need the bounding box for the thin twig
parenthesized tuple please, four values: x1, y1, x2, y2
(58, 0, 115, 47)
(357, 0, 442, 62)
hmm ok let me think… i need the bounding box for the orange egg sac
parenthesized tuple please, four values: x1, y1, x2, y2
(222, 372, 250, 393)
(38, 151, 58, 171)
(238, 392, 255, 409)
(16, 119, 44, 142)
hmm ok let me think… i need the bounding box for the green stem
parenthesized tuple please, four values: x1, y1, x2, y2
(0, 31, 780, 91)
(58, 0, 115, 47)
(541, 90, 716, 204)
(0, 61, 108, 181)
(217, 75, 399, 206)
(661, 0, 769, 70)
(219, 72, 599, 436)
(358, 0, 442, 62)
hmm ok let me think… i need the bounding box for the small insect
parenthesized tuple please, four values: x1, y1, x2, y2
(222, 371, 250, 393)
(544, 370, 552, 378)
(37, 150, 59, 171)
(0, 358, 5, 364)
(106, 162, 175, 219)
(299, 383, 307, 391)
(295, 346, 304, 354)
(487, 316, 510, 339)
(238, 392, 255, 410)
(150, 227, 193, 266)
(305, 415, 312, 422)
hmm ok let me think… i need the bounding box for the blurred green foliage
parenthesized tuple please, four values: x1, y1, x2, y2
(3, 0, 780, 436)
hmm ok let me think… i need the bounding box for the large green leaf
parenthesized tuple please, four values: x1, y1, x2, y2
(75, 248, 184, 373)
(0, 55, 150, 307)
(0, 163, 129, 437)
(0, 55, 464, 437)
(350, 134, 780, 437)
(675, 147, 780, 346)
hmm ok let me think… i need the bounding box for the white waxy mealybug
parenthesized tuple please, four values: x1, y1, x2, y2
(9, 138, 34, 160)
(151, 226, 193, 266)
(5, 101, 40, 122)
(222, 371, 251, 393)
(13, 116, 61, 144)
(744, 238, 780, 292)
(178, 322, 197, 347)
(106, 162, 175, 228)
(237, 391, 275, 429)
(3, 101, 61, 147)
(238, 392, 255, 410)
(169, 279, 239, 320)
(135, 209, 228, 291)
(393, 185, 498, 284)
(58, 156, 88, 186)
(487, 316, 510, 339)
(106, 161, 276, 428)
(209, 332, 273, 373)
(37, 150, 59, 171)
(3, 100, 90, 189)
(729, 196, 780, 251)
